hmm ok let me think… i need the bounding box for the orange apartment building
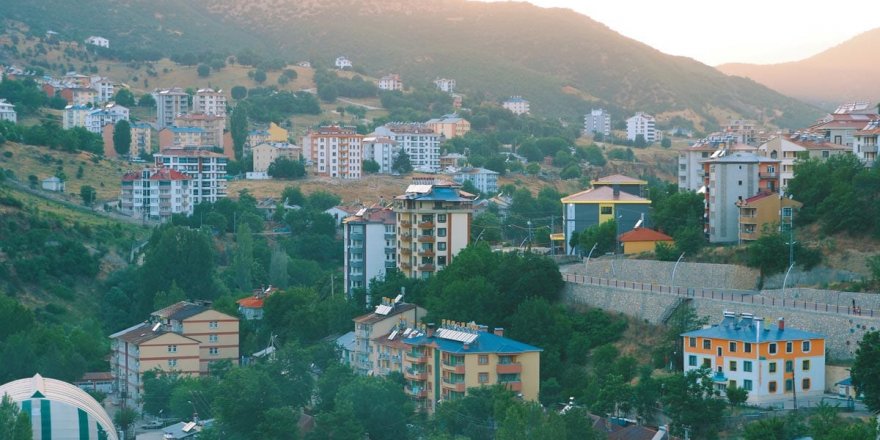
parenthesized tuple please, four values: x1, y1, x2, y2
(735, 192, 803, 242)
(301, 125, 364, 179)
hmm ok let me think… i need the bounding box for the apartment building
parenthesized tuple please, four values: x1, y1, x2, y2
(152, 87, 190, 128)
(433, 78, 456, 93)
(853, 120, 880, 166)
(426, 113, 471, 139)
(120, 167, 192, 220)
(678, 135, 740, 192)
(301, 125, 364, 179)
(373, 123, 441, 172)
(192, 88, 227, 116)
(131, 122, 153, 157)
(335, 56, 353, 69)
(584, 108, 611, 137)
(362, 136, 399, 174)
(809, 112, 880, 149)
(393, 180, 475, 279)
(110, 301, 239, 408)
(154, 147, 228, 205)
(626, 112, 656, 143)
(402, 322, 541, 413)
(452, 167, 499, 195)
(63, 87, 98, 106)
(159, 126, 206, 149)
(174, 113, 226, 147)
(343, 206, 397, 294)
(702, 152, 780, 243)
(85, 36, 109, 48)
(89, 76, 115, 104)
(246, 122, 289, 156)
(502, 96, 530, 115)
(85, 103, 129, 133)
(682, 312, 825, 405)
(352, 297, 427, 376)
(724, 119, 758, 145)
(757, 133, 847, 189)
(378, 74, 403, 91)
(63, 104, 89, 129)
(735, 192, 802, 243)
(252, 142, 302, 174)
(0, 99, 16, 123)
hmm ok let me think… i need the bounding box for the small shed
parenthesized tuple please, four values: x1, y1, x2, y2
(618, 227, 673, 255)
(41, 176, 66, 192)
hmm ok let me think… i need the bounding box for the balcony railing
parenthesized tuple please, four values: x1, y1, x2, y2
(496, 362, 522, 374)
(502, 381, 522, 392)
(406, 351, 427, 363)
(417, 235, 435, 243)
(401, 262, 412, 270)
(419, 264, 436, 272)
(405, 368, 429, 380)
(400, 221, 412, 228)
(405, 386, 428, 398)
(418, 249, 435, 257)
(401, 248, 412, 255)
(418, 221, 435, 229)
(401, 234, 413, 242)
(759, 172, 778, 179)
(442, 378, 466, 392)
(442, 362, 466, 374)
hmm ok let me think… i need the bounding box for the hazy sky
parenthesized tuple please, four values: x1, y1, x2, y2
(485, 0, 880, 66)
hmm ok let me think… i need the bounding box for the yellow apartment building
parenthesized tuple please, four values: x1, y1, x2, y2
(735, 192, 802, 242)
(426, 114, 471, 139)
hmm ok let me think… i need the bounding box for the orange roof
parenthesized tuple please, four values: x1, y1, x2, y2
(561, 186, 651, 204)
(236, 297, 265, 309)
(618, 227, 673, 242)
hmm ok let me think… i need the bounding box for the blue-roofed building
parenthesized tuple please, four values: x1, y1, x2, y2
(681, 311, 826, 405)
(402, 321, 541, 413)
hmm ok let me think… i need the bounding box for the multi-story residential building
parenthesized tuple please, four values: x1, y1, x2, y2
(502, 96, 530, 115)
(757, 133, 848, 189)
(426, 113, 471, 139)
(591, 174, 647, 197)
(0, 99, 16, 123)
(853, 119, 880, 166)
(120, 167, 192, 220)
(155, 147, 228, 205)
(152, 87, 190, 129)
(439, 153, 467, 169)
(735, 192, 802, 243)
(682, 312, 825, 405)
(724, 119, 758, 145)
(63, 104, 90, 129)
(245, 122, 289, 156)
(174, 113, 226, 147)
(378, 74, 403, 91)
(702, 152, 780, 243)
(584, 108, 611, 137)
(373, 123, 441, 172)
(343, 206, 397, 294)
(362, 136, 399, 174)
(192, 88, 227, 116)
(131, 122, 153, 157)
(561, 175, 651, 255)
(63, 87, 98, 106)
(110, 301, 239, 408)
(85, 103, 129, 133)
(62, 72, 92, 88)
(252, 142, 302, 174)
(393, 180, 475, 279)
(335, 56, 353, 69)
(85, 36, 110, 48)
(808, 108, 880, 149)
(159, 126, 206, 149)
(452, 167, 499, 195)
(402, 322, 541, 413)
(433, 78, 456, 93)
(626, 112, 656, 143)
(90, 76, 115, 103)
(301, 125, 364, 179)
(678, 135, 740, 192)
(352, 297, 427, 376)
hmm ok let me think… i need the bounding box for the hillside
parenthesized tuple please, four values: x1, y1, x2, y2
(2, 0, 822, 130)
(718, 28, 880, 109)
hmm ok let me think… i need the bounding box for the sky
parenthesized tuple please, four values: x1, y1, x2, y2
(484, 0, 880, 66)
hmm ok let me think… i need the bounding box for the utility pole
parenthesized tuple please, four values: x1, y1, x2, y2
(550, 216, 555, 256)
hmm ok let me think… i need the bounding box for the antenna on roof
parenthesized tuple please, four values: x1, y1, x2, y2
(152, 322, 161, 332)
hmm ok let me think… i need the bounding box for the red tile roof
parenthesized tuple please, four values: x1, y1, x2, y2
(236, 297, 265, 309)
(618, 227, 673, 242)
(149, 168, 190, 181)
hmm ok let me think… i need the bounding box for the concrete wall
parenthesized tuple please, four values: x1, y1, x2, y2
(577, 259, 760, 290)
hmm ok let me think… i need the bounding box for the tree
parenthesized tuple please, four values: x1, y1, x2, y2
(746, 231, 789, 279)
(138, 93, 156, 108)
(852, 330, 880, 413)
(333, 376, 412, 440)
(392, 150, 413, 174)
(661, 367, 726, 440)
(526, 162, 541, 175)
(114, 88, 136, 106)
(362, 159, 380, 173)
(140, 226, 217, 312)
(578, 219, 617, 256)
(230, 106, 248, 160)
(197, 64, 210, 77)
(254, 69, 267, 84)
(634, 134, 647, 148)
(661, 138, 672, 148)
(80, 185, 96, 206)
(269, 249, 290, 288)
(233, 223, 254, 292)
(484, 155, 507, 175)
(0, 394, 33, 440)
(726, 384, 749, 406)
(267, 157, 306, 179)
(472, 212, 503, 243)
(114, 407, 138, 437)
(113, 120, 132, 156)
(231, 85, 247, 100)
(307, 190, 341, 211)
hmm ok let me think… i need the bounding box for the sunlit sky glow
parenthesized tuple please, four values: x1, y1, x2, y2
(482, 0, 880, 66)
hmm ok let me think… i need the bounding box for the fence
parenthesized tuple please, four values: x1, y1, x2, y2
(562, 273, 877, 318)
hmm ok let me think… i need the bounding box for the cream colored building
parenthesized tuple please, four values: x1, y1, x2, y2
(301, 125, 364, 179)
(351, 298, 427, 376)
(252, 142, 302, 173)
(757, 133, 848, 189)
(426, 114, 471, 139)
(193, 88, 227, 116)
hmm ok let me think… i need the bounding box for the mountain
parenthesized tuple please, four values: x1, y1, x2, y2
(718, 28, 880, 109)
(2, 0, 821, 129)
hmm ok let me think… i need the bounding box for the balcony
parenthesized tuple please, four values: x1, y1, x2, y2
(350, 233, 364, 241)
(401, 247, 412, 255)
(417, 235, 435, 243)
(385, 261, 398, 269)
(349, 261, 364, 269)
(405, 386, 428, 398)
(496, 362, 523, 375)
(400, 220, 412, 228)
(401, 262, 412, 270)
(442, 378, 467, 393)
(385, 232, 397, 240)
(404, 368, 429, 380)
(418, 221, 435, 229)
(442, 362, 466, 374)
(401, 234, 413, 242)
(419, 264, 436, 272)
(502, 381, 522, 392)
(418, 249, 435, 257)
(712, 372, 728, 383)
(759, 171, 778, 179)
(406, 351, 428, 363)
(739, 231, 759, 241)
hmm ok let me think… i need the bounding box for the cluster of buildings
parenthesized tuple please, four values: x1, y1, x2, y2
(502, 96, 530, 115)
(583, 108, 661, 143)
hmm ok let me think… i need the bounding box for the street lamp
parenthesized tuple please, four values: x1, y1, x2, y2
(584, 242, 599, 275)
(671, 252, 685, 294)
(782, 262, 795, 304)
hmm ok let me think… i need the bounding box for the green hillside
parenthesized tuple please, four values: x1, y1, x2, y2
(1, 0, 822, 130)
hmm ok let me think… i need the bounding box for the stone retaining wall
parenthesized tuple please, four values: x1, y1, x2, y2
(574, 258, 760, 290)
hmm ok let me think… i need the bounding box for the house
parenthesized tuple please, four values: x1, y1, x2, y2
(351, 297, 427, 376)
(175, 113, 225, 148)
(236, 285, 278, 320)
(85, 102, 129, 133)
(0, 99, 16, 123)
(757, 133, 848, 189)
(192, 88, 227, 116)
(439, 153, 467, 169)
(362, 136, 399, 173)
(152, 87, 190, 128)
(702, 152, 780, 243)
(335, 56, 353, 69)
(502, 96, 530, 115)
(89, 76, 114, 103)
(85, 36, 109, 48)
(394, 180, 476, 279)
(378, 74, 403, 91)
(561, 180, 652, 255)
(325, 205, 361, 226)
(452, 167, 499, 194)
(343, 206, 396, 294)
(426, 113, 471, 139)
(433, 78, 456, 93)
(402, 322, 541, 413)
(853, 119, 880, 166)
(155, 147, 228, 204)
(73, 372, 114, 395)
(735, 192, 802, 243)
(808, 102, 880, 149)
(682, 312, 825, 405)
(41, 176, 65, 192)
(251, 142, 301, 174)
(584, 108, 611, 137)
(120, 167, 192, 220)
(301, 125, 364, 179)
(618, 227, 673, 255)
(373, 122, 441, 172)
(626, 112, 656, 143)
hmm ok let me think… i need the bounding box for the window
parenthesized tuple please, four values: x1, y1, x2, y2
(769, 362, 777, 373)
(688, 355, 697, 366)
(785, 379, 793, 392)
(437, 228, 447, 237)
(786, 341, 793, 353)
(744, 361, 753, 372)
(437, 214, 447, 223)
(168, 345, 177, 353)
(600, 206, 613, 215)
(478, 372, 489, 383)
(769, 343, 777, 354)
(769, 381, 777, 393)
(802, 341, 811, 353)
(729, 380, 737, 389)
(689, 337, 696, 348)
(209, 334, 218, 343)
(168, 359, 177, 367)
(479, 355, 488, 365)
(802, 378, 811, 390)
(702, 358, 711, 367)
(703, 339, 711, 350)
(209, 347, 219, 356)
(729, 342, 737, 352)
(802, 360, 810, 371)
(729, 360, 737, 371)
(785, 360, 793, 373)
(744, 342, 752, 353)
(743, 379, 753, 391)
(209, 321, 219, 329)
(717, 347, 722, 357)
(438, 242, 447, 251)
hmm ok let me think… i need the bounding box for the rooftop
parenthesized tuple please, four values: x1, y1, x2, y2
(618, 227, 672, 243)
(682, 312, 824, 343)
(404, 322, 542, 355)
(561, 186, 651, 204)
(591, 174, 647, 186)
(701, 151, 779, 164)
(354, 302, 420, 325)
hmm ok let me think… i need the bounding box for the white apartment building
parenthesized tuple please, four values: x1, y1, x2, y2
(362, 136, 399, 174)
(301, 125, 364, 179)
(193, 88, 227, 116)
(343, 207, 397, 294)
(373, 123, 441, 172)
(584, 108, 611, 137)
(853, 120, 880, 166)
(0, 99, 16, 123)
(452, 167, 499, 194)
(335, 56, 353, 69)
(154, 147, 228, 205)
(677, 135, 740, 192)
(152, 87, 190, 129)
(63, 105, 90, 129)
(352, 299, 426, 376)
(378, 74, 403, 91)
(120, 167, 192, 220)
(85, 36, 109, 48)
(703, 152, 780, 243)
(90, 76, 114, 104)
(502, 96, 530, 115)
(433, 78, 456, 93)
(626, 112, 656, 143)
(85, 103, 129, 133)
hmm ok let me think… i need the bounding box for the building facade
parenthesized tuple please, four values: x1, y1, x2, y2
(378, 74, 403, 91)
(682, 312, 825, 405)
(502, 96, 530, 115)
(90, 76, 115, 104)
(853, 120, 880, 166)
(735, 192, 802, 243)
(192, 88, 227, 116)
(85, 103, 129, 133)
(343, 206, 397, 294)
(335, 56, 353, 69)
(702, 152, 780, 243)
(63, 104, 90, 129)
(433, 78, 456, 93)
(174, 113, 226, 148)
(626, 112, 656, 143)
(0, 99, 16, 123)
(426, 114, 471, 139)
(452, 167, 499, 195)
(584, 108, 611, 137)
(757, 133, 848, 189)
(561, 177, 651, 255)
(301, 125, 364, 179)
(352, 299, 427, 376)
(153, 87, 190, 129)
(677, 136, 739, 192)
(362, 136, 399, 174)
(85, 36, 110, 48)
(373, 123, 441, 172)
(252, 142, 301, 174)
(120, 167, 192, 220)
(154, 147, 228, 205)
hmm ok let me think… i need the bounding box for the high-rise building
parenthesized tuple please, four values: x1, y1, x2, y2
(152, 87, 189, 128)
(584, 108, 611, 137)
(301, 125, 364, 179)
(343, 206, 397, 294)
(702, 152, 780, 243)
(192, 88, 227, 116)
(373, 123, 441, 172)
(155, 147, 228, 205)
(120, 167, 192, 220)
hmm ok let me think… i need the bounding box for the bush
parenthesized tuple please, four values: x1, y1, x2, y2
(197, 64, 210, 77)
